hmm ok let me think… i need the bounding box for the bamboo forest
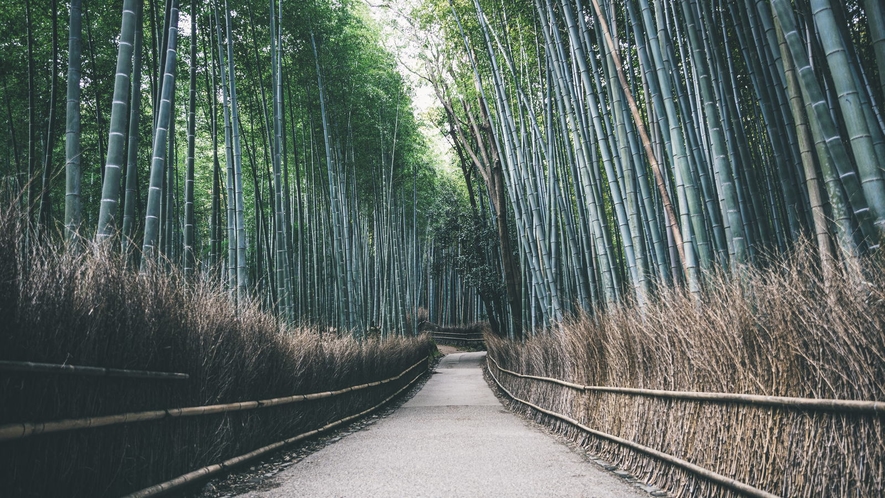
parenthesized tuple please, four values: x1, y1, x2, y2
(1, 0, 884, 497)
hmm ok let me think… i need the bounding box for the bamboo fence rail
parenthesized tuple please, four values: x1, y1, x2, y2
(0, 357, 428, 442)
(122, 361, 428, 498)
(424, 323, 485, 345)
(0, 360, 189, 380)
(487, 355, 885, 414)
(486, 362, 780, 498)
(430, 332, 484, 344)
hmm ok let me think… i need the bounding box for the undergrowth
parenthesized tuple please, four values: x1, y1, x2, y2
(0, 206, 433, 497)
(488, 242, 885, 497)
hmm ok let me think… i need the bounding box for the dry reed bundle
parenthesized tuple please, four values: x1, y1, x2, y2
(0, 206, 434, 497)
(487, 243, 885, 497)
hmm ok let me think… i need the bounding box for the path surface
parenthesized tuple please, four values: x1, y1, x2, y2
(243, 352, 647, 497)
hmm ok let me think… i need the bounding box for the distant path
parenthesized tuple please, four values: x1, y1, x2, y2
(244, 352, 647, 497)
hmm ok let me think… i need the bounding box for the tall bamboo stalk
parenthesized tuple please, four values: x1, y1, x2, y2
(97, 0, 139, 241)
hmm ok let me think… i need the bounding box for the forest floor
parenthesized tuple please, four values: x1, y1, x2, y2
(197, 352, 659, 497)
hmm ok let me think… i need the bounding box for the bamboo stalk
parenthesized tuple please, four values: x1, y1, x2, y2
(0, 357, 428, 442)
(587, 0, 688, 277)
(487, 363, 780, 498)
(122, 363, 428, 498)
(488, 355, 885, 414)
(0, 360, 189, 380)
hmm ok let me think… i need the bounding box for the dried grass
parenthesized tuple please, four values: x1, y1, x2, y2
(0, 206, 433, 497)
(488, 242, 885, 497)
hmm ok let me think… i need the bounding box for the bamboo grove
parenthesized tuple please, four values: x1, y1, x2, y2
(3, 0, 885, 340)
(0, 0, 477, 335)
(417, 0, 885, 337)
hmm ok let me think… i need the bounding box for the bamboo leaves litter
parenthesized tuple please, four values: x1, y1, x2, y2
(122, 364, 428, 498)
(0, 356, 428, 442)
(487, 355, 885, 414)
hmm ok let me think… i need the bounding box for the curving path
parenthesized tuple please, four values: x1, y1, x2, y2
(243, 351, 648, 497)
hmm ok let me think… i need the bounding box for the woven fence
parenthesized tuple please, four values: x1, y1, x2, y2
(486, 333, 884, 498)
(483, 253, 885, 497)
(1, 352, 429, 497)
(0, 204, 435, 497)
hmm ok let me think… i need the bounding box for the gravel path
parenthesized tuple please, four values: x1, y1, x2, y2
(239, 351, 651, 497)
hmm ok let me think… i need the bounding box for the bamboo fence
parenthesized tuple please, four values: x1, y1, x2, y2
(0, 356, 428, 442)
(430, 331, 484, 345)
(122, 362, 427, 498)
(487, 355, 885, 414)
(0, 360, 189, 380)
(486, 359, 780, 498)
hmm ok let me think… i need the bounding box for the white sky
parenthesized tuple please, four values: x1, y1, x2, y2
(364, 0, 456, 175)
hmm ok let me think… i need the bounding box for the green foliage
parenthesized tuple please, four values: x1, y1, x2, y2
(421, 0, 885, 329)
(0, 0, 453, 329)
(428, 181, 504, 301)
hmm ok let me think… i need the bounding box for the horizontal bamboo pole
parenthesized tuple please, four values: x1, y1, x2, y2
(122, 363, 428, 498)
(487, 355, 885, 414)
(0, 360, 189, 380)
(0, 357, 428, 442)
(487, 365, 780, 498)
(431, 335, 484, 343)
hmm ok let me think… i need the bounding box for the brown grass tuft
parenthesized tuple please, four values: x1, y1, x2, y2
(0, 205, 433, 497)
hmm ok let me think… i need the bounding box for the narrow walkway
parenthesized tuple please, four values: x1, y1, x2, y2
(244, 352, 647, 497)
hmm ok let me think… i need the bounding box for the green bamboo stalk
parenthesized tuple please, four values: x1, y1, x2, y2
(863, 0, 885, 103)
(38, 0, 60, 228)
(558, 0, 644, 304)
(311, 31, 350, 330)
(811, 0, 885, 227)
(64, 0, 83, 241)
(775, 19, 835, 279)
(140, 2, 179, 268)
(183, 0, 197, 277)
(211, 0, 236, 291)
(122, 0, 144, 260)
(97, 0, 139, 241)
(771, 0, 879, 246)
(223, 0, 250, 299)
(683, 1, 747, 265)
